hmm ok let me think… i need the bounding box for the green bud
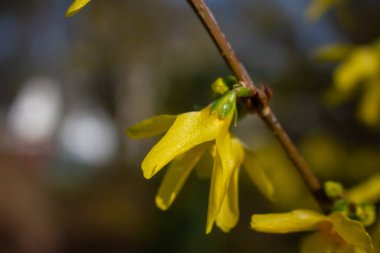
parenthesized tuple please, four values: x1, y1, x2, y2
(212, 77, 230, 95)
(223, 76, 238, 88)
(211, 91, 237, 119)
(324, 181, 345, 199)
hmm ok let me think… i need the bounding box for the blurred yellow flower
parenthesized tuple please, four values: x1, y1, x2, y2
(316, 43, 380, 126)
(251, 175, 380, 252)
(251, 210, 374, 253)
(127, 91, 274, 234)
(65, 0, 92, 17)
(334, 47, 380, 93)
(347, 174, 380, 208)
(306, 0, 339, 22)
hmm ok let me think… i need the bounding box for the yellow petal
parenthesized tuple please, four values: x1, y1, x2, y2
(215, 166, 240, 233)
(215, 138, 244, 232)
(301, 232, 334, 253)
(251, 210, 328, 233)
(314, 44, 353, 62)
(306, 0, 338, 22)
(206, 132, 235, 234)
(215, 113, 235, 173)
(206, 150, 223, 234)
(347, 174, 380, 203)
(243, 150, 275, 201)
(357, 80, 380, 127)
(126, 115, 177, 139)
(142, 106, 223, 179)
(155, 143, 208, 210)
(65, 0, 92, 17)
(334, 48, 380, 92)
(329, 212, 374, 250)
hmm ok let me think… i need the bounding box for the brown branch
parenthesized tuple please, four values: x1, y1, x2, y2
(186, 0, 331, 213)
(186, 0, 255, 91)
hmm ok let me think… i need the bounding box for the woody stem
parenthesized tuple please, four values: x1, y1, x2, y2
(186, 0, 331, 213)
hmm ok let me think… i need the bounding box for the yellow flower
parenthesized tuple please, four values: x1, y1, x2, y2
(251, 176, 380, 252)
(251, 210, 374, 253)
(127, 91, 274, 234)
(334, 47, 380, 93)
(65, 0, 92, 17)
(317, 42, 380, 126)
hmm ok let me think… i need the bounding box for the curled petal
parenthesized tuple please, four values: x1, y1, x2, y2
(251, 210, 328, 233)
(127, 115, 176, 139)
(206, 151, 224, 234)
(155, 143, 209, 210)
(206, 132, 235, 234)
(329, 212, 374, 250)
(65, 0, 92, 17)
(142, 106, 223, 179)
(347, 174, 380, 204)
(301, 232, 334, 253)
(243, 150, 275, 201)
(215, 114, 235, 173)
(215, 167, 239, 232)
(215, 138, 244, 232)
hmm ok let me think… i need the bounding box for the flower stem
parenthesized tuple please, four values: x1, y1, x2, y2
(186, 0, 331, 213)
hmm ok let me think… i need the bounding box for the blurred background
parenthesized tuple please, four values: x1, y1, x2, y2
(0, 0, 380, 252)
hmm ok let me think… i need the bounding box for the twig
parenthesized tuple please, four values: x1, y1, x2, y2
(186, 0, 331, 213)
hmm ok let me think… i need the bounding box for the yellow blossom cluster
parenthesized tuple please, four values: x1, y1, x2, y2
(127, 89, 274, 234)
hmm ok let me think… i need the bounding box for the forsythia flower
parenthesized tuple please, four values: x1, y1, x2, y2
(251, 177, 380, 253)
(251, 210, 374, 253)
(127, 90, 274, 234)
(316, 42, 380, 126)
(65, 0, 92, 17)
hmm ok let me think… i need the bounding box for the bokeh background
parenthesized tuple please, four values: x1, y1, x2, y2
(0, 0, 380, 252)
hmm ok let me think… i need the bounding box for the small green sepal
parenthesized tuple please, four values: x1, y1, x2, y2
(211, 91, 237, 119)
